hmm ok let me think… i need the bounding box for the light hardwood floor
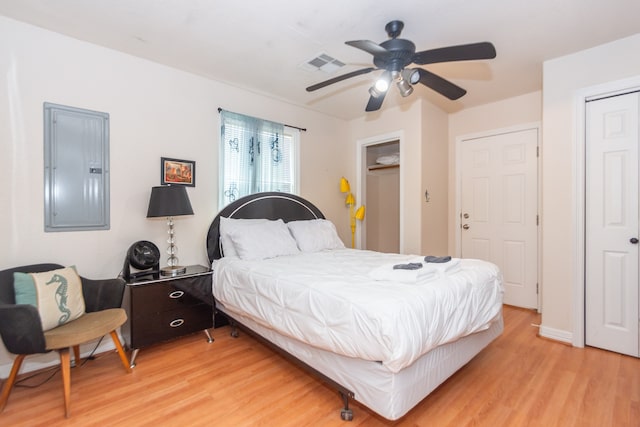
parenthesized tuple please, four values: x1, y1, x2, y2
(0, 305, 638, 426)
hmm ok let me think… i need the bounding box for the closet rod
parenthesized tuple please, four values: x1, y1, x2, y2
(218, 108, 307, 132)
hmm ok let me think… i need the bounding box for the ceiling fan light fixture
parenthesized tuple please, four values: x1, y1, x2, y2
(402, 68, 420, 85)
(374, 77, 389, 92)
(369, 76, 390, 98)
(368, 84, 385, 98)
(396, 78, 413, 97)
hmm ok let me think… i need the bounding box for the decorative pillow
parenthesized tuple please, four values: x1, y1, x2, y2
(228, 219, 300, 261)
(287, 219, 345, 252)
(13, 266, 86, 331)
(219, 217, 269, 257)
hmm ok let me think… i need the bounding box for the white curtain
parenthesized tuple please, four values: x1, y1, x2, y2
(219, 110, 292, 207)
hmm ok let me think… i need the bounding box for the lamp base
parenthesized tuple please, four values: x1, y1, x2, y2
(160, 265, 187, 277)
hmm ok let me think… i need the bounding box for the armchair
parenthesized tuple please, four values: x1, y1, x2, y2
(0, 263, 131, 417)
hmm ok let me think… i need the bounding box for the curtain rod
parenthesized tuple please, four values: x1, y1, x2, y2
(218, 108, 307, 132)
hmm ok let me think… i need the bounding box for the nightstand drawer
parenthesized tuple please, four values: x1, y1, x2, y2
(130, 277, 209, 315)
(130, 303, 213, 348)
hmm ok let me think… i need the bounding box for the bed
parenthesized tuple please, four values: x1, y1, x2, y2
(206, 192, 504, 421)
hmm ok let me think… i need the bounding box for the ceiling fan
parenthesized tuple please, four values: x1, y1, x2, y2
(305, 20, 496, 112)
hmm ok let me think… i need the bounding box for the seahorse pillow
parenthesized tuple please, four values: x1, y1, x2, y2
(13, 266, 86, 331)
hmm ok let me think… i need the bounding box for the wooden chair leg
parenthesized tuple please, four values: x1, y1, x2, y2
(110, 330, 132, 373)
(0, 354, 26, 412)
(72, 345, 80, 367)
(59, 348, 71, 418)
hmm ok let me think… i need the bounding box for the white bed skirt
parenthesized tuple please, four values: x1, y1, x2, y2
(216, 304, 504, 421)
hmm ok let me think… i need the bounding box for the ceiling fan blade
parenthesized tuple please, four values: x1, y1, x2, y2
(345, 40, 390, 57)
(306, 67, 376, 92)
(412, 42, 496, 65)
(365, 91, 387, 112)
(416, 68, 467, 100)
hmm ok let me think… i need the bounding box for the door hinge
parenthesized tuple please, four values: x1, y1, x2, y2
(536, 283, 539, 294)
(536, 146, 539, 157)
(536, 215, 539, 226)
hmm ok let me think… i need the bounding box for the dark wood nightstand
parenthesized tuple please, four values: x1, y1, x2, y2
(121, 264, 214, 367)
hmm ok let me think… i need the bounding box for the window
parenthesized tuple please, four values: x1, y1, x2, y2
(219, 110, 299, 207)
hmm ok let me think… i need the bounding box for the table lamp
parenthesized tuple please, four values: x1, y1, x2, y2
(147, 185, 194, 276)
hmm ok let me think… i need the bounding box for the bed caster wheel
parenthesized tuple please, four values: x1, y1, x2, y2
(340, 408, 353, 421)
(230, 329, 239, 338)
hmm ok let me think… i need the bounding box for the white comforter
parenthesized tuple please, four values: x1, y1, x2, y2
(212, 248, 503, 373)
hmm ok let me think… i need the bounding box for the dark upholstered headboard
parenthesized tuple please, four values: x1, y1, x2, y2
(206, 192, 325, 263)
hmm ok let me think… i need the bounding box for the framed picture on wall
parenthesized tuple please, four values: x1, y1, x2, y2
(161, 157, 196, 187)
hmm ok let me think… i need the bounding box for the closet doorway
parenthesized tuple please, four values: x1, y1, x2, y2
(360, 138, 401, 252)
(585, 90, 639, 357)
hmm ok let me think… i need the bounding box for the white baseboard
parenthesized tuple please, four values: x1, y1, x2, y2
(539, 325, 573, 344)
(0, 338, 117, 379)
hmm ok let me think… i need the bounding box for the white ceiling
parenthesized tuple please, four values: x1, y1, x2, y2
(1, 0, 639, 120)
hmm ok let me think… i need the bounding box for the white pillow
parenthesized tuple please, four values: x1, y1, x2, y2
(287, 219, 345, 252)
(219, 217, 269, 257)
(228, 219, 300, 261)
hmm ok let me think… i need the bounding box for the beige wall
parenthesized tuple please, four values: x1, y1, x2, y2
(447, 92, 542, 254)
(0, 16, 349, 374)
(421, 101, 449, 255)
(348, 101, 425, 254)
(541, 33, 640, 339)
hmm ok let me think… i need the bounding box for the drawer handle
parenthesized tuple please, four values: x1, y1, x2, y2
(168, 290, 184, 299)
(169, 319, 185, 328)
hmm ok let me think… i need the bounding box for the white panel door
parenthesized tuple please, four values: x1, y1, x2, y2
(585, 91, 639, 357)
(461, 128, 538, 308)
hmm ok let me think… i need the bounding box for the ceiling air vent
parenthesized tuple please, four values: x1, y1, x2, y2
(300, 53, 345, 74)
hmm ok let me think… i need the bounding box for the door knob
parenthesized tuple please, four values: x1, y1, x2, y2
(462, 224, 470, 230)
(463, 213, 469, 219)
(631, 237, 639, 244)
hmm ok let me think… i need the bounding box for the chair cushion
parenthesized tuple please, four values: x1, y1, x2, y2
(44, 308, 127, 350)
(13, 266, 86, 331)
